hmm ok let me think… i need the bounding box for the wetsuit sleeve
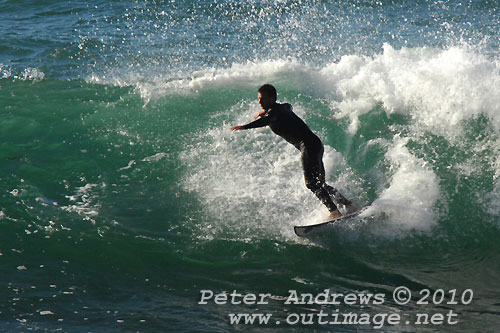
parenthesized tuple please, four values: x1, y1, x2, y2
(242, 116, 271, 129)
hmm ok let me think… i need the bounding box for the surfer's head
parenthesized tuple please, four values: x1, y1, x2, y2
(258, 84, 277, 110)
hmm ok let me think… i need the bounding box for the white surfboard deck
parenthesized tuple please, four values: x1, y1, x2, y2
(294, 209, 365, 237)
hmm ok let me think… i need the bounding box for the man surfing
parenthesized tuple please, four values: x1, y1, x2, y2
(231, 84, 357, 220)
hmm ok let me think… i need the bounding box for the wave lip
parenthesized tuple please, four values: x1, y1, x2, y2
(324, 44, 500, 138)
(87, 43, 500, 139)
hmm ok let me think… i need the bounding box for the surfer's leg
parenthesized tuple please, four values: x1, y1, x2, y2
(323, 183, 352, 206)
(301, 144, 339, 213)
(323, 183, 358, 214)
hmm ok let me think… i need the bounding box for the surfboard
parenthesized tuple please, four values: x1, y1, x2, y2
(294, 209, 364, 237)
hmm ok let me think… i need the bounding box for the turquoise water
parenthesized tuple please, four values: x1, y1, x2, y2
(1, 1, 500, 331)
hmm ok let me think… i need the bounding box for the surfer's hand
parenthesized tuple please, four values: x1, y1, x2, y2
(254, 110, 266, 119)
(230, 125, 243, 131)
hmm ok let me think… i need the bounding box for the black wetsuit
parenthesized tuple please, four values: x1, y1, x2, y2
(242, 103, 351, 212)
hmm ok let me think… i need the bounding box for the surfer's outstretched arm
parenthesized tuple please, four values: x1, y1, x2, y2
(230, 125, 244, 131)
(230, 116, 270, 131)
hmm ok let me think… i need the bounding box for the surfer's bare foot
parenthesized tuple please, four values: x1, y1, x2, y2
(327, 210, 342, 220)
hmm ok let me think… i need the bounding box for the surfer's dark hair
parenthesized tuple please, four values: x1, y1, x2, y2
(258, 84, 277, 100)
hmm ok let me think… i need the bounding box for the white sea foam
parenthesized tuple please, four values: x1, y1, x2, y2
(0, 65, 45, 81)
(322, 44, 500, 139)
(60, 183, 102, 221)
(142, 152, 168, 162)
(0, 64, 13, 79)
(88, 59, 306, 102)
(486, 159, 500, 224)
(363, 136, 441, 235)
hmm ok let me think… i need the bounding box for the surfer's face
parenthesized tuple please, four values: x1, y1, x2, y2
(258, 92, 275, 111)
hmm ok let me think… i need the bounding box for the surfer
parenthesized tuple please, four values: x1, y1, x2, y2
(231, 84, 357, 220)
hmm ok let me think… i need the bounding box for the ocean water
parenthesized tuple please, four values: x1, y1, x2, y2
(1, 0, 500, 331)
